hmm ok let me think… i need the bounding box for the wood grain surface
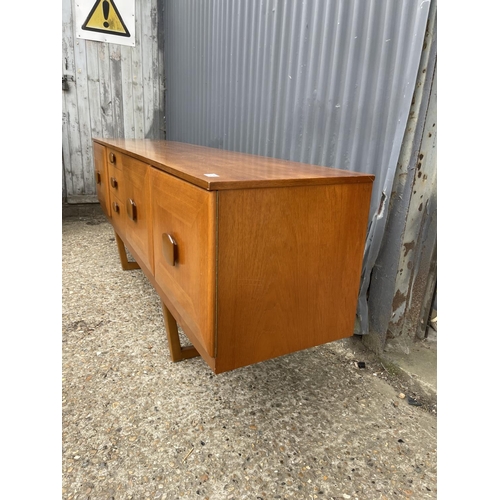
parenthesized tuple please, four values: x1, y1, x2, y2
(121, 154, 154, 274)
(150, 168, 217, 357)
(215, 182, 373, 373)
(93, 138, 375, 191)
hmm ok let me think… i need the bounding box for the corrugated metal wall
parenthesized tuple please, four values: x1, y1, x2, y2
(62, 0, 165, 202)
(164, 0, 431, 334)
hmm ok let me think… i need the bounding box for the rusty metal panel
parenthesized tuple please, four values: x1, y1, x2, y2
(364, 0, 437, 352)
(164, 0, 432, 333)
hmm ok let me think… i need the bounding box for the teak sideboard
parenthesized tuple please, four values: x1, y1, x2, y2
(92, 138, 374, 374)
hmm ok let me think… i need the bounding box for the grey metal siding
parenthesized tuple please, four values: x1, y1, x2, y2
(164, 0, 432, 334)
(62, 0, 165, 202)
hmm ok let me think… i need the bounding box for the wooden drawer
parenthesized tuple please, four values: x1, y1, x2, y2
(106, 148, 122, 170)
(151, 168, 216, 357)
(109, 194, 128, 238)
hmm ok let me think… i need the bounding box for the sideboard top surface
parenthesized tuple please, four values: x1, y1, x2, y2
(93, 138, 374, 191)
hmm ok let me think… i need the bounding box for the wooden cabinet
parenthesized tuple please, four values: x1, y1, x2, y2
(92, 138, 374, 374)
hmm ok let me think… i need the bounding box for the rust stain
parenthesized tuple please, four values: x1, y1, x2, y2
(392, 289, 407, 313)
(403, 241, 415, 257)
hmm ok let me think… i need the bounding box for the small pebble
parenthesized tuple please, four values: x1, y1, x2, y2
(399, 393, 406, 399)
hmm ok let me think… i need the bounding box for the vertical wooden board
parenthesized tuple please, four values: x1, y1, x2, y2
(151, 1, 163, 139)
(141, 0, 155, 138)
(62, 103, 74, 197)
(150, 168, 216, 357)
(62, 0, 84, 196)
(158, 2, 165, 139)
(109, 45, 125, 138)
(120, 45, 136, 139)
(62, 0, 76, 197)
(215, 182, 373, 373)
(97, 42, 115, 138)
(132, 0, 145, 138)
(86, 41, 103, 141)
(74, 34, 95, 195)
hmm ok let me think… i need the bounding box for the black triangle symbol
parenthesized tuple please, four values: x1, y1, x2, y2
(82, 0, 131, 38)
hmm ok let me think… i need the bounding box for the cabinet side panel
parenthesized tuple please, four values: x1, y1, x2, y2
(216, 182, 373, 373)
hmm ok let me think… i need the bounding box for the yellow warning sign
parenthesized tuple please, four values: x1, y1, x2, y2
(81, 0, 130, 37)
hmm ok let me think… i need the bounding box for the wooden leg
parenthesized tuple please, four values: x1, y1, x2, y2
(114, 231, 140, 270)
(162, 302, 200, 362)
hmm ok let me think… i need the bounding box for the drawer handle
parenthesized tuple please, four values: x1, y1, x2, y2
(112, 202, 120, 213)
(95, 171, 101, 185)
(127, 199, 137, 221)
(110, 177, 118, 189)
(162, 233, 178, 266)
(109, 152, 116, 164)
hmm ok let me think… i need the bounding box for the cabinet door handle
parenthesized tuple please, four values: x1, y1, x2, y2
(112, 202, 120, 213)
(109, 152, 116, 164)
(127, 199, 137, 221)
(110, 177, 118, 188)
(162, 233, 178, 266)
(95, 171, 101, 185)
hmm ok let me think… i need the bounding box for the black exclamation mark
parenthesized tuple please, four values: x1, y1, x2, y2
(103, 0, 110, 28)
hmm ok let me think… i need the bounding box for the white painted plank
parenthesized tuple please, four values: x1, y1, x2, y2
(97, 42, 115, 138)
(86, 41, 103, 141)
(74, 35, 95, 195)
(120, 45, 136, 138)
(132, 0, 145, 138)
(141, 0, 155, 138)
(109, 44, 125, 138)
(62, 0, 82, 197)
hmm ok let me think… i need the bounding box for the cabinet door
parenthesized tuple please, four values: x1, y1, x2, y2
(151, 168, 216, 357)
(93, 142, 110, 217)
(122, 155, 153, 273)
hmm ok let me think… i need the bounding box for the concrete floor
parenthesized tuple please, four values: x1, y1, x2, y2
(62, 206, 437, 500)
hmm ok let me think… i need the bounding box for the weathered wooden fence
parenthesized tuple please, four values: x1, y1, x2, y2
(62, 0, 165, 203)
